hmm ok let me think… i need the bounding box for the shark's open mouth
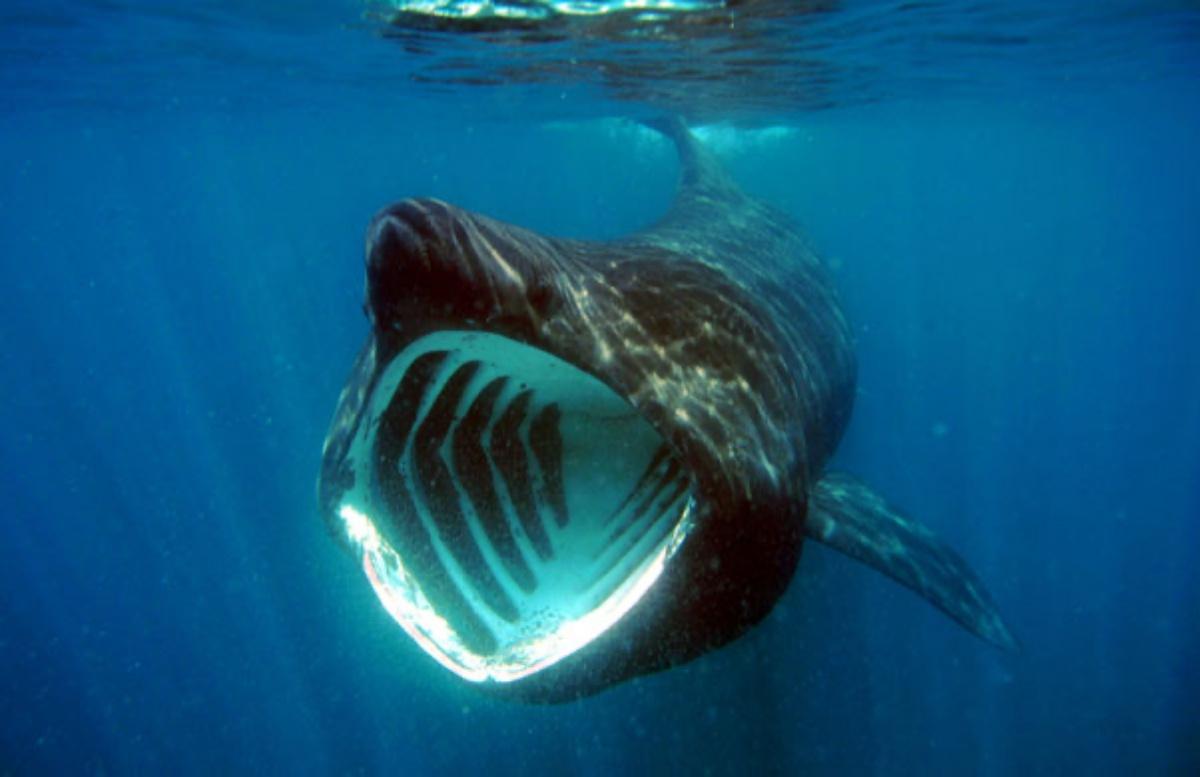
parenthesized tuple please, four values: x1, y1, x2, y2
(336, 331, 696, 682)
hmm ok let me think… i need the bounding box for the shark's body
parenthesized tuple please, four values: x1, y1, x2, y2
(318, 120, 1014, 702)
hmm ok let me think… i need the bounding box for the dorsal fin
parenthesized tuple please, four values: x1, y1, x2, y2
(643, 117, 741, 204)
(636, 118, 751, 244)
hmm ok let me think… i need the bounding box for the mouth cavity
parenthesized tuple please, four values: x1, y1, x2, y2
(337, 330, 696, 683)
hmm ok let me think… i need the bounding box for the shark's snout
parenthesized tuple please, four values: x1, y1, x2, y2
(366, 200, 486, 331)
(368, 206, 427, 272)
(365, 198, 560, 341)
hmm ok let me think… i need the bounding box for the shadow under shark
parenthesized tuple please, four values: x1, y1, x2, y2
(318, 119, 1015, 702)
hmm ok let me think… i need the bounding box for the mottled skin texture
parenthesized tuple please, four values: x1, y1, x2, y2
(318, 121, 1009, 702)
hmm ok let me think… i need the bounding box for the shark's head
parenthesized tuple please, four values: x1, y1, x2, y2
(320, 177, 816, 701)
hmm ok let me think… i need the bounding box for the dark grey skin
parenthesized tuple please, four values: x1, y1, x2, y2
(318, 119, 1014, 702)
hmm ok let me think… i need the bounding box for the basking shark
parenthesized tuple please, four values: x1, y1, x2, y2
(318, 119, 1015, 702)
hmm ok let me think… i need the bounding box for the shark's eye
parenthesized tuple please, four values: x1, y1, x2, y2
(337, 331, 697, 682)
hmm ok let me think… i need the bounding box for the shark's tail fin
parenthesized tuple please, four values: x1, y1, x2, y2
(807, 471, 1018, 651)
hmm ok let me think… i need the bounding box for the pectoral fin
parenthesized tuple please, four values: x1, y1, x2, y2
(806, 472, 1017, 651)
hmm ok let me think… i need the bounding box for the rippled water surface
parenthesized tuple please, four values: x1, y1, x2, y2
(3, 1, 1197, 117)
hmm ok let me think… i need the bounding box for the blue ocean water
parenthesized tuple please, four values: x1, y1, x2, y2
(2, 1, 1198, 773)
